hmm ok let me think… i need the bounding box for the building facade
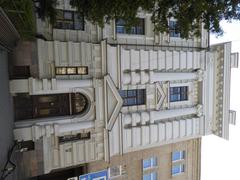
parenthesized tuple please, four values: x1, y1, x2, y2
(87, 138, 201, 180)
(8, 0, 238, 179)
(0, 7, 20, 180)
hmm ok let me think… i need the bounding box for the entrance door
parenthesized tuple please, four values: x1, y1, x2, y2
(33, 94, 70, 118)
(14, 93, 90, 121)
(14, 93, 71, 121)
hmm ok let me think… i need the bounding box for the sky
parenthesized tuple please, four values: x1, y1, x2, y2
(201, 20, 240, 180)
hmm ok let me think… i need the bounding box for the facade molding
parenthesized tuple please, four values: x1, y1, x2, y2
(104, 75, 123, 131)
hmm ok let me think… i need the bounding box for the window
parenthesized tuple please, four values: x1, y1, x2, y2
(119, 89, 146, 106)
(108, 166, 122, 178)
(170, 86, 188, 102)
(71, 93, 88, 115)
(18, 140, 35, 151)
(55, 66, 88, 75)
(172, 164, 184, 176)
(169, 20, 181, 38)
(172, 151, 185, 176)
(58, 132, 91, 144)
(10, 66, 30, 79)
(143, 157, 157, 170)
(143, 172, 157, 180)
(172, 151, 185, 161)
(77, 67, 88, 75)
(67, 67, 77, 74)
(54, 10, 84, 30)
(116, 18, 145, 35)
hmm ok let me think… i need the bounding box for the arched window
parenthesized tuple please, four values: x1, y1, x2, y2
(71, 93, 89, 115)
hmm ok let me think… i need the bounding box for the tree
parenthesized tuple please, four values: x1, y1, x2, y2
(29, 0, 240, 39)
(69, 0, 240, 38)
(0, 0, 58, 39)
(34, 0, 57, 25)
(0, 0, 36, 39)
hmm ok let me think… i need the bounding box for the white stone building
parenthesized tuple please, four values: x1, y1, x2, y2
(9, 0, 238, 177)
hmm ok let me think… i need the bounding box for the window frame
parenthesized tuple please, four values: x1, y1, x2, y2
(170, 86, 188, 102)
(55, 66, 88, 75)
(119, 89, 146, 106)
(171, 164, 185, 176)
(116, 18, 145, 35)
(54, 9, 84, 31)
(108, 165, 122, 179)
(172, 151, 185, 162)
(143, 172, 157, 180)
(58, 132, 91, 144)
(142, 156, 158, 170)
(169, 20, 181, 38)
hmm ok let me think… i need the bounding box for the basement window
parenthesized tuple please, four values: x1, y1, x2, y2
(58, 132, 91, 144)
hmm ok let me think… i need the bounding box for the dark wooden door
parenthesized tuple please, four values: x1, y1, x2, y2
(33, 94, 70, 118)
(14, 93, 70, 121)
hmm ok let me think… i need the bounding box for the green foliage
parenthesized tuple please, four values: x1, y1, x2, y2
(69, 0, 154, 29)
(69, 0, 240, 38)
(0, 0, 36, 39)
(35, 0, 57, 25)
(3, 0, 239, 39)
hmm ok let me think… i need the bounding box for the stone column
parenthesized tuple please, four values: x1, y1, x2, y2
(151, 72, 198, 82)
(122, 105, 203, 125)
(151, 106, 198, 121)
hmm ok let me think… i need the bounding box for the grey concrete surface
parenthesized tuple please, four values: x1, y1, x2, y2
(0, 49, 15, 180)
